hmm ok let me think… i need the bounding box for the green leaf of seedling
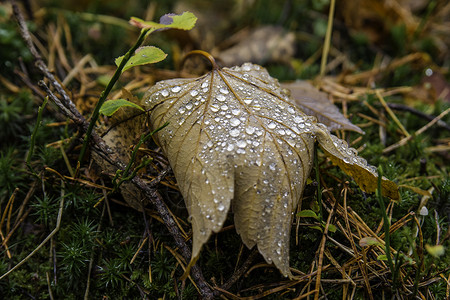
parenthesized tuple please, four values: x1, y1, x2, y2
(100, 99, 144, 116)
(97, 74, 113, 87)
(115, 46, 167, 72)
(326, 223, 337, 233)
(297, 209, 319, 220)
(311, 225, 323, 232)
(425, 244, 445, 258)
(377, 254, 388, 261)
(130, 11, 197, 31)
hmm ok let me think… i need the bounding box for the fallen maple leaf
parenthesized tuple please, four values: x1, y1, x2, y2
(143, 62, 399, 277)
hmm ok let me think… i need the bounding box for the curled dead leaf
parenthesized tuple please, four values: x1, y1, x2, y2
(281, 81, 364, 134)
(142, 62, 399, 277)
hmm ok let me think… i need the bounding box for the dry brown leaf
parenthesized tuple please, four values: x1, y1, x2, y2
(143, 63, 399, 277)
(282, 81, 364, 134)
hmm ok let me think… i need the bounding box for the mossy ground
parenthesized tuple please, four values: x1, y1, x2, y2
(0, 0, 449, 299)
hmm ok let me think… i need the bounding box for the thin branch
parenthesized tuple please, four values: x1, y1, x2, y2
(387, 102, 450, 131)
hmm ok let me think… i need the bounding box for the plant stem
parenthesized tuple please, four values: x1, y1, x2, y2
(119, 122, 168, 182)
(314, 144, 323, 221)
(77, 27, 152, 168)
(320, 0, 336, 77)
(27, 97, 48, 175)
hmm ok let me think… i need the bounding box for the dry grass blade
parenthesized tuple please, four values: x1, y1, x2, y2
(0, 180, 65, 280)
(383, 108, 450, 153)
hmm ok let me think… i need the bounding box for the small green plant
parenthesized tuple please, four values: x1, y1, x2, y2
(59, 240, 90, 282)
(0, 91, 33, 143)
(30, 195, 58, 226)
(78, 12, 197, 164)
(0, 147, 25, 201)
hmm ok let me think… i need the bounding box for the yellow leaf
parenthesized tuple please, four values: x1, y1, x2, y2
(315, 123, 399, 200)
(142, 63, 399, 277)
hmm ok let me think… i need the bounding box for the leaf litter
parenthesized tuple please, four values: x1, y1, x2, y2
(142, 62, 399, 277)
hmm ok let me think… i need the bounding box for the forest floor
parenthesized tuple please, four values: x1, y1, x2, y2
(0, 0, 449, 299)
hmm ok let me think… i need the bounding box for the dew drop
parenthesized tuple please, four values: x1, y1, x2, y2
(190, 90, 199, 97)
(171, 86, 181, 93)
(278, 129, 286, 135)
(245, 126, 255, 135)
(227, 144, 234, 151)
(236, 140, 247, 148)
(220, 104, 229, 111)
(186, 103, 193, 110)
(230, 118, 241, 127)
(206, 140, 213, 148)
(219, 87, 229, 94)
(201, 82, 208, 89)
(161, 89, 169, 97)
(178, 107, 186, 114)
(244, 98, 253, 105)
(216, 94, 226, 102)
(218, 203, 225, 211)
(231, 108, 241, 116)
(243, 65, 251, 72)
(269, 163, 276, 171)
(298, 123, 305, 129)
(268, 122, 277, 129)
(294, 116, 303, 123)
(211, 104, 219, 112)
(230, 129, 240, 137)
(288, 106, 295, 114)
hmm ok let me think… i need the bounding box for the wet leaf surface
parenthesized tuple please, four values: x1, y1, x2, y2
(143, 63, 399, 276)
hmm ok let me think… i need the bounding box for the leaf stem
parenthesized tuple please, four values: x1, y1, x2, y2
(181, 50, 219, 70)
(77, 27, 152, 168)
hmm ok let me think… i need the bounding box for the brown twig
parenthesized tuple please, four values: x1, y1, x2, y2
(387, 103, 450, 131)
(12, 2, 214, 298)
